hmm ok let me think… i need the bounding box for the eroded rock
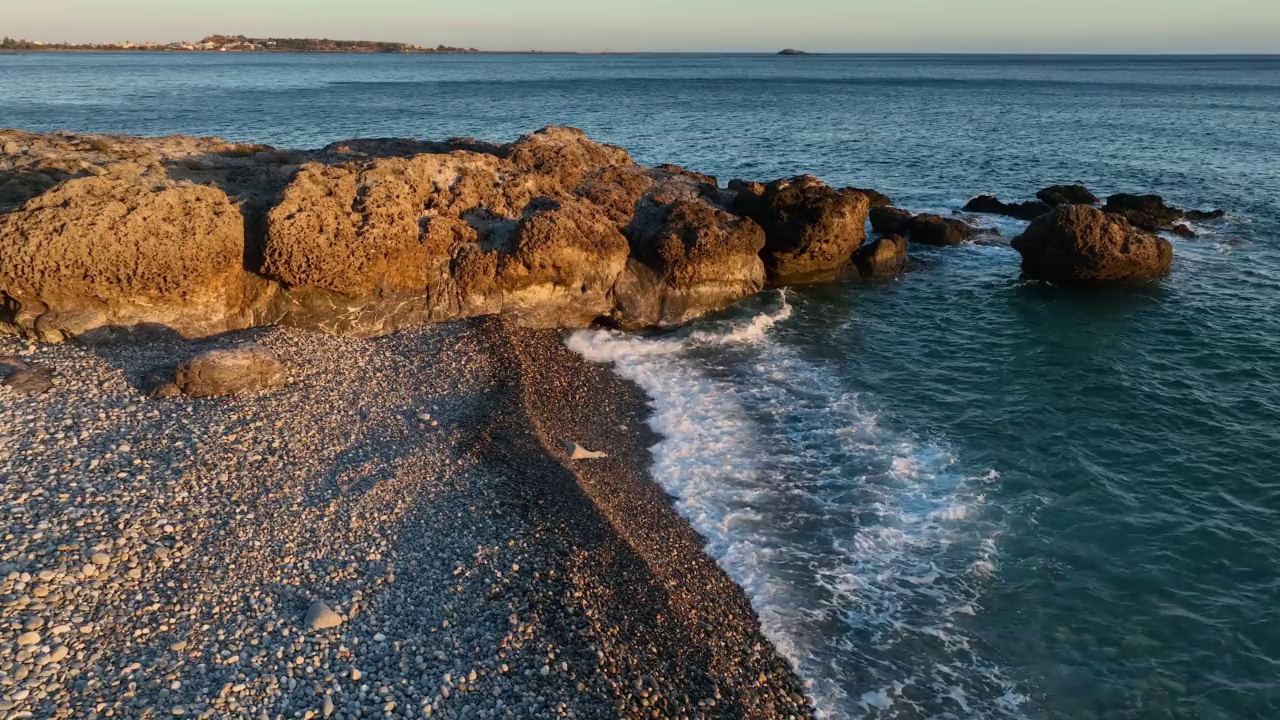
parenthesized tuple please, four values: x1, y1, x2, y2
(0, 174, 249, 341)
(732, 175, 871, 283)
(1012, 205, 1173, 282)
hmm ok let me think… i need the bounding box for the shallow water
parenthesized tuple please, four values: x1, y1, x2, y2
(4, 52, 1279, 719)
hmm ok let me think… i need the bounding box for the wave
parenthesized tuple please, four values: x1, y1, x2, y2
(567, 292, 1025, 719)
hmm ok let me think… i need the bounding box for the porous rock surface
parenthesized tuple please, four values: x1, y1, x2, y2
(730, 175, 872, 283)
(1012, 204, 1174, 282)
(2, 127, 893, 341)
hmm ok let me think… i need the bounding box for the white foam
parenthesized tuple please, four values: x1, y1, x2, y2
(566, 292, 1024, 719)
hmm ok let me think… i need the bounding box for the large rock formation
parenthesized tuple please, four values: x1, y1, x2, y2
(0, 172, 251, 342)
(0, 127, 793, 341)
(1011, 205, 1173, 282)
(730, 175, 871, 283)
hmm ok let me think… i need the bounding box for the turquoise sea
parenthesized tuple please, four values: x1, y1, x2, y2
(3, 52, 1278, 719)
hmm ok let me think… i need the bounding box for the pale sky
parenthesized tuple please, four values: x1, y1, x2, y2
(3, 0, 1279, 53)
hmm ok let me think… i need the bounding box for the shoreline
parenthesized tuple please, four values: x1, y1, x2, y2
(0, 316, 812, 718)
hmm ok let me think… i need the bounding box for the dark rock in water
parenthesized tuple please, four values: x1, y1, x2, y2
(1011, 205, 1172, 282)
(1102, 193, 1185, 231)
(869, 206, 914, 236)
(778, 49, 812, 56)
(730, 175, 870, 283)
(1037, 184, 1099, 206)
(176, 345, 287, 398)
(850, 235, 908, 278)
(1171, 224, 1198, 239)
(909, 214, 976, 246)
(1185, 209, 1226, 221)
(963, 194, 1051, 221)
(848, 187, 893, 209)
(1103, 193, 1226, 232)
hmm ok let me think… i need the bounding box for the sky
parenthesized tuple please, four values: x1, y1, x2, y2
(3, 0, 1279, 53)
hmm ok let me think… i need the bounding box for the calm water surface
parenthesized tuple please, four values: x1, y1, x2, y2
(3, 53, 1278, 719)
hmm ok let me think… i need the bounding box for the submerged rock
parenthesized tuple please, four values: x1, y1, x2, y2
(963, 194, 1050, 221)
(175, 345, 287, 398)
(1011, 205, 1173, 282)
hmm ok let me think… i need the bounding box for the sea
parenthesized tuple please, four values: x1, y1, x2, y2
(2, 52, 1277, 719)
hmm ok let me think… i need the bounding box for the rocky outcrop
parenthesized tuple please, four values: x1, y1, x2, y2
(909, 214, 976, 246)
(0, 127, 790, 341)
(1037, 184, 1099, 206)
(1011, 205, 1173, 282)
(730, 175, 871, 283)
(963, 195, 1050, 221)
(1103, 193, 1224, 232)
(175, 344, 287, 397)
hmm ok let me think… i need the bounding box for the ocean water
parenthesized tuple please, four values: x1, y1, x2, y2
(3, 53, 1279, 719)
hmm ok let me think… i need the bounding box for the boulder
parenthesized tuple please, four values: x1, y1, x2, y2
(495, 197, 630, 327)
(909, 214, 975, 246)
(175, 345, 287, 398)
(1102, 193, 1185, 232)
(963, 195, 1050, 221)
(849, 235, 908, 278)
(0, 174, 248, 341)
(616, 183, 765, 328)
(1036, 184, 1099, 206)
(1011, 205, 1172, 282)
(1, 358, 53, 394)
(870, 206, 915, 236)
(732, 175, 871, 282)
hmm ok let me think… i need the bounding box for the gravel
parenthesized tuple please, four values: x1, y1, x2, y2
(0, 317, 812, 720)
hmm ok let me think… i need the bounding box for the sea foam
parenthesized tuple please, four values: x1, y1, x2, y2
(567, 292, 1026, 719)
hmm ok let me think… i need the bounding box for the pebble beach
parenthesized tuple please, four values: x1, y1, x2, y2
(0, 317, 810, 720)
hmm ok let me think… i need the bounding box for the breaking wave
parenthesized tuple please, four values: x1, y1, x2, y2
(567, 292, 1025, 719)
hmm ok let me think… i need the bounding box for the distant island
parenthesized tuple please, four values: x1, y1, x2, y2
(778, 49, 814, 56)
(0, 35, 480, 54)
